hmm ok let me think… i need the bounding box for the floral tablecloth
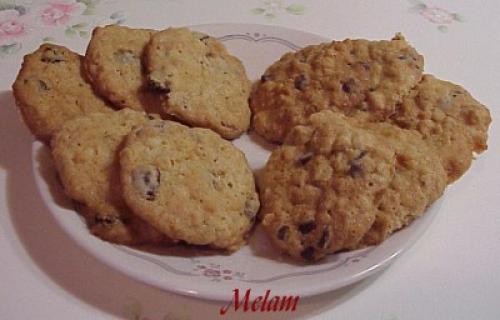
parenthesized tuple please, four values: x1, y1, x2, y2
(1, 1, 499, 319)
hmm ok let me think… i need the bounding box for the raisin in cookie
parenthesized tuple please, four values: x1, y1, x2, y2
(144, 27, 251, 139)
(84, 25, 162, 114)
(51, 109, 165, 245)
(259, 111, 397, 261)
(119, 120, 259, 251)
(358, 122, 447, 246)
(390, 74, 491, 182)
(12, 44, 113, 142)
(251, 33, 424, 142)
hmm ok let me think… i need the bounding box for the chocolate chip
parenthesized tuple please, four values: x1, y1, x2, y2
(260, 74, 272, 82)
(132, 166, 161, 201)
(277, 225, 289, 240)
(360, 62, 370, 70)
(298, 221, 316, 234)
(37, 79, 49, 91)
(348, 163, 363, 178)
(297, 152, 314, 165)
(301, 246, 315, 261)
(149, 79, 171, 94)
(294, 74, 308, 90)
(341, 79, 356, 94)
(317, 228, 330, 248)
(354, 150, 367, 161)
(199, 35, 210, 41)
(398, 55, 408, 60)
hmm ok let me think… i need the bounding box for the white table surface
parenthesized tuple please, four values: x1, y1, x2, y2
(1, 1, 499, 319)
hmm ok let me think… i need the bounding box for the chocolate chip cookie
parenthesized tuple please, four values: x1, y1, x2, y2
(259, 111, 397, 261)
(51, 109, 165, 244)
(251, 33, 424, 142)
(12, 44, 113, 142)
(119, 120, 259, 251)
(144, 27, 251, 139)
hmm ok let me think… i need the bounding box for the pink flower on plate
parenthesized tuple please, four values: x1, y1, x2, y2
(41, 1, 82, 26)
(420, 6, 454, 24)
(0, 9, 27, 44)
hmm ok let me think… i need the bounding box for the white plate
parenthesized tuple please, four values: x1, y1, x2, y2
(32, 23, 443, 301)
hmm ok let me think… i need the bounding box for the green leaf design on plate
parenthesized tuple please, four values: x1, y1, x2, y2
(110, 11, 125, 20)
(72, 22, 88, 29)
(286, 4, 305, 15)
(452, 13, 466, 22)
(264, 12, 275, 19)
(65, 28, 77, 37)
(437, 25, 448, 32)
(42, 36, 56, 42)
(115, 19, 126, 25)
(251, 7, 265, 15)
(79, 31, 89, 38)
(0, 42, 21, 57)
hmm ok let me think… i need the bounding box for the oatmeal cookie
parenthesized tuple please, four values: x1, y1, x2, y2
(119, 120, 259, 251)
(144, 27, 251, 139)
(251, 33, 424, 142)
(84, 25, 162, 114)
(12, 44, 113, 142)
(51, 109, 165, 244)
(358, 122, 447, 246)
(390, 74, 491, 182)
(259, 111, 396, 261)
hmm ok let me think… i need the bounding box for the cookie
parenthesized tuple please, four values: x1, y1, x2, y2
(144, 27, 251, 139)
(119, 120, 259, 251)
(251, 33, 424, 142)
(51, 109, 165, 245)
(390, 74, 491, 182)
(259, 111, 397, 261)
(358, 122, 447, 246)
(12, 44, 113, 142)
(84, 25, 162, 114)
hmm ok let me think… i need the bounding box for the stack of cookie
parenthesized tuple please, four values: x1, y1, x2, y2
(12, 25, 491, 262)
(13, 25, 259, 251)
(253, 34, 491, 261)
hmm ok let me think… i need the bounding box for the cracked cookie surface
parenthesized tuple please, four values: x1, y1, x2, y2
(12, 44, 113, 142)
(144, 27, 251, 139)
(120, 120, 259, 251)
(51, 109, 165, 244)
(84, 25, 162, 114)
(251, 34, 424, 142)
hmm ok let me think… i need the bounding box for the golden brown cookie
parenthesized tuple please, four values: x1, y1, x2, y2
(259, 111, 396, 261)
(390, 75, 491, 182)
(251, 33, 424, 142)
(119, 120, 259, 251)
(51, 109, 165, 245)
(12, 44, 113, 142)
(84, 25, 162, 114)
(358, 122, 447, 246)
(144, 27, 251, 139)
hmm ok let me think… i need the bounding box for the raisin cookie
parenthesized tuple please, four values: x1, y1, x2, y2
(144, 27, 251, 139)
(12, 44, 113, 142)
(390, 74, 491, 182)
(251, 33, 424, 142)
(51, 109, 165, 245)
(120, 120, 259, 251)
(84, 25, 162, 114)
(358, 122, 447, 246)
(259, 111, 397, 261)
